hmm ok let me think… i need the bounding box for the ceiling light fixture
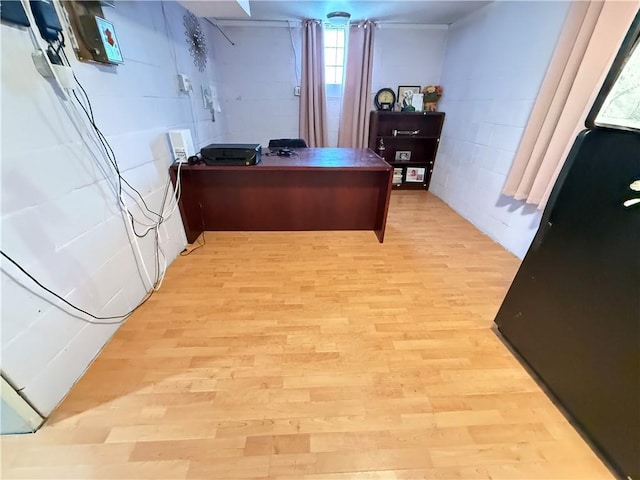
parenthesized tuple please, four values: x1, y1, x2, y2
(326, 11, 351, 27)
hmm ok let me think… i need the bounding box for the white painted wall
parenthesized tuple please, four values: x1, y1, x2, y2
(214, 24, 302, 147)
(430, 1, 571, 258)
(0, 0, 226, 416)
(371, 26, 448, 104)
(216, 23, 448, 147)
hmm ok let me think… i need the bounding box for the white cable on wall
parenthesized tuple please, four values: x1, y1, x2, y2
(18, 0, 167, 293)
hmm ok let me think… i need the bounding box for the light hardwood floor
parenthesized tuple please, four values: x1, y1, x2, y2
(1, 191, 613, 479)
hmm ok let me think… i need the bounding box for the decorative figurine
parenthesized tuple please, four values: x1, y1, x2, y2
(378, 138, 386, 156)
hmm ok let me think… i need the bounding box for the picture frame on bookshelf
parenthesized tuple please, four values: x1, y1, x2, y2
(398, 86, 421, 102)
(393, 167, 404, 184)
(406, 167, 425, 182)
(395, 150, 412, 161)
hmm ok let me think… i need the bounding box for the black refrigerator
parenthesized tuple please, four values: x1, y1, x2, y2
(494, 14, 640, 480)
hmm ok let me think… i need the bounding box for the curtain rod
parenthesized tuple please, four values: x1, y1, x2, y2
(213, 19, 448, 30)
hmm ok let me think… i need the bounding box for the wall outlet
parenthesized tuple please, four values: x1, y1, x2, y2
(294, 86, 301, 96)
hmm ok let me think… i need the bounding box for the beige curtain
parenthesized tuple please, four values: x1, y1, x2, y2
(503, 0, 639, 208)
(337, 21, 376, 148)
(299, 19, 328, 147)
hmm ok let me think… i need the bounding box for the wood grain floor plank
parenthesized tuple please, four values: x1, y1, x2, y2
(0, 192, 613, 479)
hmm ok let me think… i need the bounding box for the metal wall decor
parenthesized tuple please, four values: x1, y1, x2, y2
(184, 12, 207, 71)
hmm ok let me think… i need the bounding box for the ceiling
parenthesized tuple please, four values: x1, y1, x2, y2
(180, 1, 493, 25)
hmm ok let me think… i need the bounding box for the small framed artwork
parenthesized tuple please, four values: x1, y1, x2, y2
(395, 150, 412, 161)
(398, 86, 421, 103)
(406, 167, 426, 183)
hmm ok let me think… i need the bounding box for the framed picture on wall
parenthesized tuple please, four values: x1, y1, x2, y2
(398, 86, 421, 103)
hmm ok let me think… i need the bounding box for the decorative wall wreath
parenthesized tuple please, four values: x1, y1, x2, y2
(184, 12, 207, 72)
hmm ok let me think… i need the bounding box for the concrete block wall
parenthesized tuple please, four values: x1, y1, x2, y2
(430, 1, 572, 258)
(214, 23, 303, 146)
(0, 0, 226, 416)
(217, 23, 448, 147)
(371, 26, 448, 104)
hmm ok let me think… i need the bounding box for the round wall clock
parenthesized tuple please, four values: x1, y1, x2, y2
(374, 88, 396, 110)
(184, 12, 207, 72)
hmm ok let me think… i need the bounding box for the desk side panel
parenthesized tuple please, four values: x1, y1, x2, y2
(171, 166, 203, 244)
(374, 169, 393, 242)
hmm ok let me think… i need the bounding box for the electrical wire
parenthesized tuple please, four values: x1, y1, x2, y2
(70, 86, 160, 227)
(61, 49, 164, 225)
(63, 79, 163, 290)
(62, 23, 189, 289)
(180, 232, 206, 256)
(55, 53, 161, 290)
(60, 51, 161, 222)
(15, 2, 159, 290)
(3, 0, 189, 323)
(204, 19, 235, 46)
(0, 251, 151, 324)
(59, 51, 176, 292)
(66, 74, 185, 292)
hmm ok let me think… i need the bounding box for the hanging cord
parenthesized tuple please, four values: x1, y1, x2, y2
(24, 23, 163, 292)
(4, 0, 187, 320)
(1, 251, 152, 324)
(180, 232, 206, 256)
(61, 50, 165, 225)
(205, 18, 235, 45)
(59, 52, 168, 291)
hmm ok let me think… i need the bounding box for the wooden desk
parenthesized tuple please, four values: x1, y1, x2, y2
(170, 148, 393, 243)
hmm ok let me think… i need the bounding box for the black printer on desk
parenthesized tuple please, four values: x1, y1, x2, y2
(200, 143, 261, 166)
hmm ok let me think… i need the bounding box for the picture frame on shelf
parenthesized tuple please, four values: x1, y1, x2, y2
(395, 150, 412, 161)
(393, 167, 403, 185)
(412, 93, 424, 112)
(398, 86, 421, 105)
(406, 167, 425, 183)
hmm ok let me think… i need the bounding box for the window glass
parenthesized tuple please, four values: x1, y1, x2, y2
(325, 66, 337, 84)
(324, 27, 346, 85)
(595, 40, 640, 131)
(325, 29, 338, 47)
(325, 48, 337, 66)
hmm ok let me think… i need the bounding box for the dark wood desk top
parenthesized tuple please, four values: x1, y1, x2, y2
(174, 148, 391, 171)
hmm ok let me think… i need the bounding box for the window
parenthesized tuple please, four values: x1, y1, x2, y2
(324, 27, 346, 85)
(595, 38, 640, 131)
